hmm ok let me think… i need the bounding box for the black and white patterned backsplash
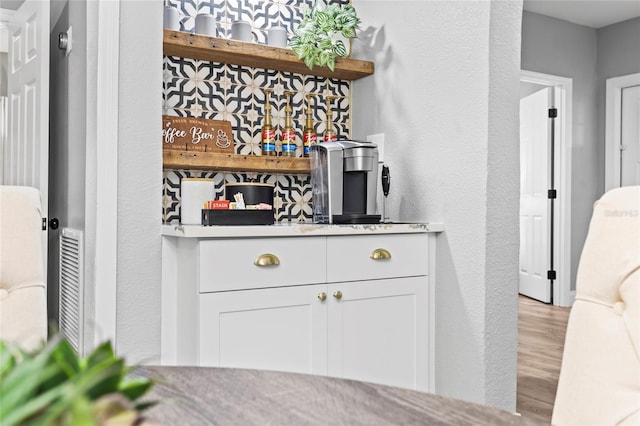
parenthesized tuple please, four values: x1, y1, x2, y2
(167, 0, 350, 42)
(163, 170, 313, 223)
(163, 56, 351, 156)
(163, 0, 351, 224)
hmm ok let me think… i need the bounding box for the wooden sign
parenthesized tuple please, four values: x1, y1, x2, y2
(162, 116, 234, 153)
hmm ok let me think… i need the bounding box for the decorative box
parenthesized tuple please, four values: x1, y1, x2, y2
(201, 209, 275, 226)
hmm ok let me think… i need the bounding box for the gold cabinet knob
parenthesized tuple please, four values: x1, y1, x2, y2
(254, 253, 280, 267)
(370, 248, 391, 260)
(333, 290, 343, 300)
(317, 292, 327, 302)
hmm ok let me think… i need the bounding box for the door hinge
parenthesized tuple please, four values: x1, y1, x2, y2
(548, 189, 557, 199)
(548, 108, 558, 118)
(547, 270, 557, 280)
(42, 218, 47, 231)
(619, 145, 627, 151)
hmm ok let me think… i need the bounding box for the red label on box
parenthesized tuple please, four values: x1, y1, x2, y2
(207, 200, 230, 210)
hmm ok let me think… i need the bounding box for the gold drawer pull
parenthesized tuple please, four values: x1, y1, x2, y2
(317, 292, 327, 302)
(370, 248, 391, 260)
(254, 253, 280, 267)
(333, 291, 343, 300)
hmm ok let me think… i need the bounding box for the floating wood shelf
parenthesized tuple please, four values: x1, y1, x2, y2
(163, 30, 374, 81)
(163, 150, 311, 174)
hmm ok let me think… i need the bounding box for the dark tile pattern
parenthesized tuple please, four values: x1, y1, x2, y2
(275, 174, 313, 222)
(163, 57, 351, 155)
(163, 0, 353, 223)
(163, 170, 312, 224)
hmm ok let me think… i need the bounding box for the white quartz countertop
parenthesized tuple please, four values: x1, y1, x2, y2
(161, 222, 444, 238)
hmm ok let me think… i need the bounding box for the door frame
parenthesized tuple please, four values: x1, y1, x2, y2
(520, 70, 573, 307)
(92, 1, 120, 349)
(605, 72, 640, 191)
(0, 10, 15, 185)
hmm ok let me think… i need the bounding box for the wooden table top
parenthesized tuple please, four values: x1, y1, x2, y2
(138, 366, 542, 425)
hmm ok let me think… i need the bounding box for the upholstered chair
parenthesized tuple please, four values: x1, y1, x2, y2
(0, 186, 47, 351)
(552, 186, 640, 425)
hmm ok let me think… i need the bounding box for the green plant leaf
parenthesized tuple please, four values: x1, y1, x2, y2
(0, 371, 71, 426)
(118, 377, 154, 402)
(334, 40, 347, 57)
(290, 0, 360, 72)
(51, 338, 82, 373)
(0, 341, 18, 381)
(34, 359, 127, 425)
(0, 340, 62, 418)
(86, 340, 116, 370)
(40, 339, 83, 392)
(83, 358, 126, 400)
(0, 337, 155, 426)
(327, 57, 336, 72)
(68, 395, 97, 426)
(320, 49, 333, 64)
(304, 55, 315, 70)
(133, 400, 159, 412)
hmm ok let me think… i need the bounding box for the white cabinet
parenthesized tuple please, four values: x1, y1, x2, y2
(327, 277, 428, 390)
(199, 284, 328, 375)
(161, 226, 437, 392)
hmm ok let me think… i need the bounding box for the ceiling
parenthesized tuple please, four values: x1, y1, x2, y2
(3, 0, 640, 29)
(523, 0, 640, 28)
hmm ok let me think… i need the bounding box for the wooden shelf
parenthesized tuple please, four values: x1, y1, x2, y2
(163, 30, 374, 81)
(163, 150, 311, 174)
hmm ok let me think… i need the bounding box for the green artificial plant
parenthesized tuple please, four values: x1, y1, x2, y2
(0, 337, 155, 426)
(289, 1, 361, 72)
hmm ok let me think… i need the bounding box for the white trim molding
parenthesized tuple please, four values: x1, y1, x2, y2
(520, 70, 573, 307)
(0, 9, 16, 21)
(0, 10, 16, 53)
(94, 0, 119, 349)
(605, 72, 640, 191)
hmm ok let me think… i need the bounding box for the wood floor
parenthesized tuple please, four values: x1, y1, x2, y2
(517, 295, 571, 424)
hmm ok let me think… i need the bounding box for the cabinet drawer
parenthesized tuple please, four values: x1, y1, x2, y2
(199, 237, 326, 293)
(327, 234, 427, 282)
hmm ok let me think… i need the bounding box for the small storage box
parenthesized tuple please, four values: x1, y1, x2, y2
(201, 209, 275, 226)
(181, 178, 214, 225)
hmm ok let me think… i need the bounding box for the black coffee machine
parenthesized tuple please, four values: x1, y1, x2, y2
(309, 140, 381, 224)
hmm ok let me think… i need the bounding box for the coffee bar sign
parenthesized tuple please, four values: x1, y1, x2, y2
(162, 116, 234, 153)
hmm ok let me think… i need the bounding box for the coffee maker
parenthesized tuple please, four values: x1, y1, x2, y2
(309, 140, 381, 224)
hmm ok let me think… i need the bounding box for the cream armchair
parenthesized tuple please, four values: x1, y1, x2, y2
(0, 186, 47, 350)
(552, 186, 640, 425)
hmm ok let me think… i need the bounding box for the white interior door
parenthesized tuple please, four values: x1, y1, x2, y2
(621, 85, 640, 186)
(6, 0, 50, 268)
(519, 87, 551, 303)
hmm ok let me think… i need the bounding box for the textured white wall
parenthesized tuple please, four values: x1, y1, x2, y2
(484, 0, 522, 409)
(116, 1, 163, 364)
(352, 0, 521, 411)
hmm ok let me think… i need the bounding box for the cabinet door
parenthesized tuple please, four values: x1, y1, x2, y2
(200, 284, 328, 375)
(327, 277, 428, 391)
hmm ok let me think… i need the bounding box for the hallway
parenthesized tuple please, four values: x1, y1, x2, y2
(517, 295, 571, 423)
